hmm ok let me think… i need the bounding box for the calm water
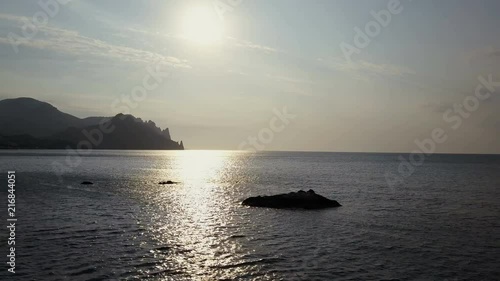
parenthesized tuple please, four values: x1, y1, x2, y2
(0, 150, 499, 280)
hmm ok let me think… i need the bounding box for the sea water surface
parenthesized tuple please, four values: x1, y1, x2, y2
(0, 150, 499, 280)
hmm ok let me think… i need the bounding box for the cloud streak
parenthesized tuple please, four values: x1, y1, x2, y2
(266, 74, 314, 85)
(324, 58, 416, 77)
(0, 14, 190, 68)
(227, 37, 280, 53)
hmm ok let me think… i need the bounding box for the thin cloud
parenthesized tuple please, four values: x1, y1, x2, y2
(329, 58, 416, 77)
(0, 14, 190, 68)
(227, 37, 280, 53)
(227, 69, 248, 76)
(266, 74, 314, 85)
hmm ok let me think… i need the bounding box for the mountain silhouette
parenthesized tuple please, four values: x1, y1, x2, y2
(0, 97, 184, 150)
(0, 97, 90, 137)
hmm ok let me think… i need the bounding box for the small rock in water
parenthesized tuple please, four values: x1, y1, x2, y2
(159, 180, 177, 185)
(81, 181, 93, 185)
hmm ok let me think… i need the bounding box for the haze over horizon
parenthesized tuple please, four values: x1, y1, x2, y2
(1, 0, 499, 153)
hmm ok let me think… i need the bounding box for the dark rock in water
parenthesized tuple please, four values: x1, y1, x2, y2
(242, 189, 341, 210)
(81, 181, 93, 185)
(229, 235, 246, 239)
(159, 180, 177, 185)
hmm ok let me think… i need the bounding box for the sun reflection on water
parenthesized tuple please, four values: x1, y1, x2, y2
(144, 150, 254, 279)
(176, 150, 229, 186)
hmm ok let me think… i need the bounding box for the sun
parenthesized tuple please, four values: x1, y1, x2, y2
(181, 6, 224, 45)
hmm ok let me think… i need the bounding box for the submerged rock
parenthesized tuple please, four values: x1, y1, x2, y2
(81, 181, 93, 185)
(159, 180, 177, 185)
(242, 189, 341, 210)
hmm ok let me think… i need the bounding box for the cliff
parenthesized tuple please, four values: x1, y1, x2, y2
(0, 98, 184, 150)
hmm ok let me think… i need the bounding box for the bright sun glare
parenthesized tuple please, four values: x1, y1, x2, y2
(182, 6, 224, 45)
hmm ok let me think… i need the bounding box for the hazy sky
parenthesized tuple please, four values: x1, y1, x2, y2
(0, 0, 499, 153)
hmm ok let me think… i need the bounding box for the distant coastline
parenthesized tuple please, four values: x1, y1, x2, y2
(0, 97, 184, 150)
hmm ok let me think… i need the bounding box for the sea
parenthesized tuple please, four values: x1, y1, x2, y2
(0, 150, 499, 280)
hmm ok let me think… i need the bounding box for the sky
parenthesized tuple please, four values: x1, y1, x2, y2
(0, 0, 499, 153)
